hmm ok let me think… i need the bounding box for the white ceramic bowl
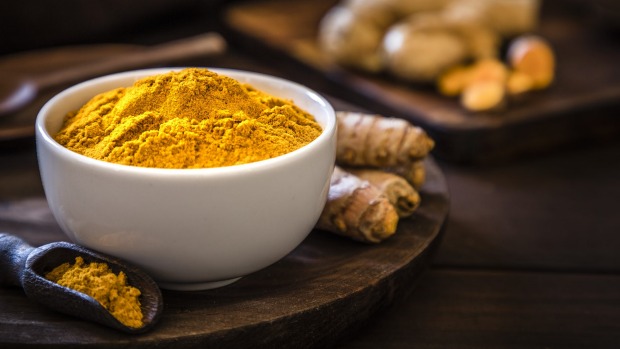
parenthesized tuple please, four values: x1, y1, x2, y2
(36, 68, 336, 291)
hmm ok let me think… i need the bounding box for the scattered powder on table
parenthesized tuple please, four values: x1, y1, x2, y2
(54, 68, 323, 168)
(45, 256, 143, 328)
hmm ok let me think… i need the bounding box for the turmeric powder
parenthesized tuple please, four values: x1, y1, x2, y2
(46, 256, 143, 328)
(54, 68, 322, 168)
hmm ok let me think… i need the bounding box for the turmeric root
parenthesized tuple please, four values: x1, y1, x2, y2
(438, 58, 541, 111)
(444, 0, 541, 38)
(335, 111, 434, 168)
(321, 112, 434, 243)
(318, 5, 387, 73)
(347, 168, 420, 218)
(506, 70, 535, 95)
(381, 17, 468, 83)
(316, 166, 399, 243)
(388, 160, 426, 190)
(437, 64, 470, 96)
(507, 35, 555, 89)
(438, 58, 507, 97)
(467, 58, 509, 84)
(438, 58, 508, 111)
(461, 79, 506, 112)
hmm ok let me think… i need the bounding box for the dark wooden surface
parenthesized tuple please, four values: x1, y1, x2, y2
(1, 1, 620, 347)
(222, 0, 620, 163)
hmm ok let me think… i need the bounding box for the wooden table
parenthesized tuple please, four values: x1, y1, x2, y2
(338, 143, 620, 348)
(1, 1, 620, 347)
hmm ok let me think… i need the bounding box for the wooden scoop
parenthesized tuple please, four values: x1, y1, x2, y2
(0, 233, 163, 334)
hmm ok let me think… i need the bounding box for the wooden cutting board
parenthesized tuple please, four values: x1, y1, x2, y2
(223, 0, 620, 163)
(0, 156, 449, 348)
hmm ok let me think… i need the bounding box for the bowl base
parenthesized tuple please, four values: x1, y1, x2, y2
(157, 277, 242, 291)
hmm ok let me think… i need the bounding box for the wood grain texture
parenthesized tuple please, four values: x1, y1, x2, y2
(434, 140, 620, 272)
(336, 269, 620, 349)
(0, 156, 448, 348)
(222, 0, 620, 163)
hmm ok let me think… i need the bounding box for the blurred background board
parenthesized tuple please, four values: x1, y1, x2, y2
(222, 0, 620, 163)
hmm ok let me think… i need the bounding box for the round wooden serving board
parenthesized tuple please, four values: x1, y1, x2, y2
(0, 158, 449, 348)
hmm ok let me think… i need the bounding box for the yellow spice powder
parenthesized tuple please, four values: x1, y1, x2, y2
(46, 256, 143, 328)
(54, 68, 323, 168)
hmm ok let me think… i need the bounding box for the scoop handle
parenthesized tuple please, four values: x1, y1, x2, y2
(0, 233, 34, 287)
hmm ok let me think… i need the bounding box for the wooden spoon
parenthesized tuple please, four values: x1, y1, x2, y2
(0, 233, 163, 334)
(0, 32, 226, 117)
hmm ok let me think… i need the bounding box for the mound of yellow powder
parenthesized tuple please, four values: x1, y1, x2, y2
(46, 256, 143, 328)
(54, 68, 322, 168)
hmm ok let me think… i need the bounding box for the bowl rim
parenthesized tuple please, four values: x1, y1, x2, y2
(35, 67, 336, 177)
